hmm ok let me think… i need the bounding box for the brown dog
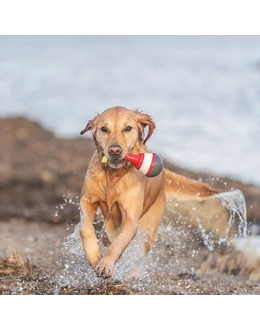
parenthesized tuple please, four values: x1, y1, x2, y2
(79, 106, 222, 278)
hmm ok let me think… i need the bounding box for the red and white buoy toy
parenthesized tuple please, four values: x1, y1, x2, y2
(124, 153, 163, 177)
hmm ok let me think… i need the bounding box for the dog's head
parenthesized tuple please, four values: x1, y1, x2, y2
(80, 106, 156, 169)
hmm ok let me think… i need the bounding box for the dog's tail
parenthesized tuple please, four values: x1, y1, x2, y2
(164, 168, 223, 202)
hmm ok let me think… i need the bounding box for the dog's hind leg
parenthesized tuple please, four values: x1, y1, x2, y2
(138, 191, 167, 254)
(103, 203, 122, 243)
(123, 192, 166, 281)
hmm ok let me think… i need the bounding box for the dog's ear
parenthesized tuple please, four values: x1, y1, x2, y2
(134, 110, 156, 144)
(80, 114, 99, 136)
(80, 120, 93, 135)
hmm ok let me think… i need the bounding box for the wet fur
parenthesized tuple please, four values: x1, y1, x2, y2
(79, 106, 223, 278)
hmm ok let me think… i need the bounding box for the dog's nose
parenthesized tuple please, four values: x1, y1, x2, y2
(108, 145, 122, 156)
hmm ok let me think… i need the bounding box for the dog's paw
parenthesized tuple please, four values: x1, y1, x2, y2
(95, 256, 115, 278)
(83, 239, 102, 269)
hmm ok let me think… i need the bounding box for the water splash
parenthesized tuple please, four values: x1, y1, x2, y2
(54, 188, 248, 292)
(212, 189, 248, 238)
(167, 189, 248, 248)
(195, 218, 216, 251)
(54, 193, 80, 218)
(57, 220, 147, 287)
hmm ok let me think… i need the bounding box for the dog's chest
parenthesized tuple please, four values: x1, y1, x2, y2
(102, 178, 124, 209)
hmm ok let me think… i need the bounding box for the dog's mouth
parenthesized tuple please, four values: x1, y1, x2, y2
(108, 157, 126, 169)
(99, 146, 129, 169)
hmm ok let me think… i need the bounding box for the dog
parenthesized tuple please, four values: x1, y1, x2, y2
(79, 106, 223, 278)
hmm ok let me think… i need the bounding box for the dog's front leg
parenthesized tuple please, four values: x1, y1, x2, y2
(95, 218, 139, 278)
(80, 197, 101, 268)
(95, 199, 143, 278)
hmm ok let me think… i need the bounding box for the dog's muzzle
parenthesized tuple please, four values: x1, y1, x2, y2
(107, 144, 125, 168)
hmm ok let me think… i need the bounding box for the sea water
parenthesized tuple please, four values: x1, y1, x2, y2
(0, 36, 260, 186)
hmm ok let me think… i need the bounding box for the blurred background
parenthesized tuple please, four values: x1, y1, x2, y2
(0, 35, 260, 185)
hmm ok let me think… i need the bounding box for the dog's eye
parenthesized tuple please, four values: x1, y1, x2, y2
(101, 127, 108, 133)
(125, 126, 132, 132)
